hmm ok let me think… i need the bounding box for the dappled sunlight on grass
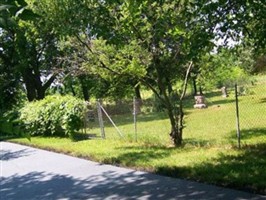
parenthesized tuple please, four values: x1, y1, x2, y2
(7, 75, 266, 194)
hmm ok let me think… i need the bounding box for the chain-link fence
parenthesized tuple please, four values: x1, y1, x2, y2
(236, 77, 266, 146)
(82, 76, 265, 147)
(81, 97, 170, 144)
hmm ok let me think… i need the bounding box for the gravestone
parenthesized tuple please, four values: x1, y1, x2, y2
(221, 86, 228, 97)
(194, 95, 207, 109)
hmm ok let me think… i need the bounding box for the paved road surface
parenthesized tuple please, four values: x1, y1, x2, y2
(1, 142, 265, 200)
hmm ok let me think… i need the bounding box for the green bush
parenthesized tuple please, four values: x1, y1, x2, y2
(19, 95, 85, 139)
(0, 110, 30, 140)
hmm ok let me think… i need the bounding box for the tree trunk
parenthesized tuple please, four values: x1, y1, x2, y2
(199, 86, 203, 95)
(134, 84, 142, 100)
(36, 87, 45, 100)
(167, 101, 182, 146)
(169, 62, 193, 146)
(24, 81, 37, 102)
(23, 68, 57, 102)
(166, 77, 173, 94)
(154, 60, 182, 146)
(23, 69, 37, 102)
(81, 83, 89, 101)
(192, 77, 197, 95)
(79, 75, 90, 101)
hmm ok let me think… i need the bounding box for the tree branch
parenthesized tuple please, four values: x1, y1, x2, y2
(75, 33, 123, 76)
(180, 61, 193, 101)
(42, 73, 57, 91)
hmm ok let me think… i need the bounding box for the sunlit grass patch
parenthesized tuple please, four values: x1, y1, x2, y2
(8, 75, 266, 194)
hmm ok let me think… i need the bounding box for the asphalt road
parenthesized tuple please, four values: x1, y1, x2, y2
(1, 141, 265, 200)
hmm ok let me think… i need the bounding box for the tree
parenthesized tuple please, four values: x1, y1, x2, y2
(197, 48, 250, 91)
(77, 1, 214, 145)
(197, 0, 266, 51)
(0, 0, 62, 102)
(35, 0, 216, 145)
(191, 0, 266, 92)
(0, 0, 35, 108)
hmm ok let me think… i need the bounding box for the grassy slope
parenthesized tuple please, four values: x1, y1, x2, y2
(9, 75, 266, 194)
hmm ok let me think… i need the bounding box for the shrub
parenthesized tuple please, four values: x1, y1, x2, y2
(19, 95, 85, 139)
(0, 110, 26, 138)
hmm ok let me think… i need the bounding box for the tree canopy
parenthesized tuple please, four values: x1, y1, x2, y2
(1, 0, 265, 145)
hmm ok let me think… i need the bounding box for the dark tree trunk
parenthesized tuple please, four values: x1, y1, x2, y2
(199, 86, 203, 95)
(23, 68, 57, 102)
(23, 68, 37, 102)
(167, 100, 182, 146)
(134, 84, 142, 99)
(35, 75, 45, 100)
(79, 75, 90, 101)
(81, 83, 89, 101)
(192, 78, 197, 95)
(36, 87, 45, 100)
(166, 77, 173, 94)
(24, 81, 37, 102)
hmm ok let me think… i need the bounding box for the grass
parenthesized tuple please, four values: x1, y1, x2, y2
(5, 75, 266, 195)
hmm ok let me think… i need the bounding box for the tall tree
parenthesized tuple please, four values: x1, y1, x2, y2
(0, 0, 62, 102)
(79, 1, 214, 145)
(0, 0, 36, 107)
(197, 0, 266, 51)
(37, 0, 215, 145)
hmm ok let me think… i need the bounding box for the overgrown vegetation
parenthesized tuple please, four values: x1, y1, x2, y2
(19, 95, 85, 139)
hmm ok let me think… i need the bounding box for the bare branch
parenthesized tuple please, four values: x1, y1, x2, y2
(180, 61, 193, 101)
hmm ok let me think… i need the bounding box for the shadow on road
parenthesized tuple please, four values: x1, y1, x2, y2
(1, 169, 263, 200)
(0, 148, 36, 161)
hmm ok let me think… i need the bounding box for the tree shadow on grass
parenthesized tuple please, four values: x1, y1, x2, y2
(182, 138, 216, 148)
(104, 146, 176, 166)
(259, 98, 266, 104)
(228, 128, 266, 140)
(71, 132, 102, 142)
(155, 143, 266, 195)
(240, 128, 266, 139)
(207, 99, 236, 106)
(201, 90, 238, 106)
(205, 91, 223, 99)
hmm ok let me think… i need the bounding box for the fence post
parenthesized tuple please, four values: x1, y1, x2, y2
(83, 101, 89, 135)
(235, 84, 241, 148)
(97, 100, 105, 139)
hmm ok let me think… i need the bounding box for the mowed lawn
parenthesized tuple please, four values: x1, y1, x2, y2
(9, 75, 266, 194)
